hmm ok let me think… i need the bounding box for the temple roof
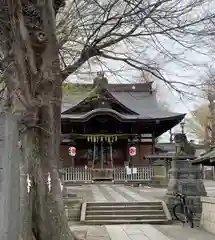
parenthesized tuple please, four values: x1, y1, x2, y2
(192, 147, 215, 166)
(62, 82, 185, 122)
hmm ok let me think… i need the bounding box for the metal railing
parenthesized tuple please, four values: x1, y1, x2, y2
(61, 166, 155, 182)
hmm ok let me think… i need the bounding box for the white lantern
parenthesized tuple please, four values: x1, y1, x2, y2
(129, 146, 136, 156)
(68, 146, 76, 156)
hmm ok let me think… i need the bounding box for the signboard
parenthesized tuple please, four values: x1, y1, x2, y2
(68, 146, 76, 156)
(126, 166, 131, 175)
(129, 146, 136, 156)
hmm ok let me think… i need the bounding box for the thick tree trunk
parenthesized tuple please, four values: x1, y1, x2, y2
(30, 90, 77, 240)
(19, 119, 77, 240)
(19, 87, 77, 240)
(1, 2, 78, 237)
(20, 130, 34, 240)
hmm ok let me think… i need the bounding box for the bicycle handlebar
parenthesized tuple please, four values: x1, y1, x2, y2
(175, 192, 185, 198)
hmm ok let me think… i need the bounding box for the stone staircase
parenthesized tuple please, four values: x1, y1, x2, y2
(80, 201, 172, 225)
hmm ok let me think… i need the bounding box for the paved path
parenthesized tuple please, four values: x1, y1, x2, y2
(67, 180, 215, 202)
(68, 180, 215, 239)
(70, 224, 215, 240)
(88, 184, 155, 202)
(67, 184, 156, 202)
(136, 180, 215, 198)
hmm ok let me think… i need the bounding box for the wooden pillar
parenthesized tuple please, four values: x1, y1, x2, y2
(138, 141, 141, 164)
(92, 141, 96, 169)
(152, 131, 155, 154)
(110, 142, 113, 168)
(101, 140, 104, 169)
(71, 157, 75, 167)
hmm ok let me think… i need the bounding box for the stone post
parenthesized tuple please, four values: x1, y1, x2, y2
(0, 113, 20, 240)
(165, 133, 207, 215)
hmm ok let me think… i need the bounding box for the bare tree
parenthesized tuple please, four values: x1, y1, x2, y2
(0, 0, 215, 240)
(186, 68, 215, 146)
(186, 104, 211, 144)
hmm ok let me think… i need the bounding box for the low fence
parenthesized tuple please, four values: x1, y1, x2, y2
(114, 167, 155, 181)
(63, 167, 92, 182)
(61, 166, 155, 182)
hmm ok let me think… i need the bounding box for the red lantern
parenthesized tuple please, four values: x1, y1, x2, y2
(68, 146, 76, 156)
(129, 146, 136, 156)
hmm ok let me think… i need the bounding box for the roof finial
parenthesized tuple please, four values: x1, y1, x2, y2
(97, 71, 104, 78)
(93, 71, 108, 89)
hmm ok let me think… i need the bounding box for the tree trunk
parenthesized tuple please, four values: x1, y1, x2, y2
(19, 87, 78, 239)
(20, 130, 34, 240)
(0, 2, 78, 237)
(30, 91, 77, 240)
(19, 118, 77, 240)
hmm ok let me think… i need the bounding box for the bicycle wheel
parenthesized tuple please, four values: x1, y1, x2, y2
(173, 203, 186, 223)
(187, 208, 194, 228)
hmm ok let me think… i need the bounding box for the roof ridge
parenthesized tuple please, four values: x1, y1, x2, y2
(63, 82, 153, 93)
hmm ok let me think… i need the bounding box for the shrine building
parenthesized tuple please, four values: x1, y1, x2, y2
(60, 73, 185, 181)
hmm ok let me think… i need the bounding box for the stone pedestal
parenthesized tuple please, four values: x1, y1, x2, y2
(165, 158, 207, 215)
(200, 197, 215, 234)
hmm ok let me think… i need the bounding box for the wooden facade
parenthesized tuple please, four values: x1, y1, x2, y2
(61, 135, 154, 168)
(60, 74, 185, 180)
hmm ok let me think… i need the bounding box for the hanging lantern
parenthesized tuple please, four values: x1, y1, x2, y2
(68, 146, 76, 156)
(129, 146, 136, 156)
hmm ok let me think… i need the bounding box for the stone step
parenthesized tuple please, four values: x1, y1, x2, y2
(82, 219, 171, 225)
(81, 201, 171, 225)
(87, 201, 162, 206)
(86, 214, 166, 221)
(86, 209, 164, 215)
(87, 205, 163, 211)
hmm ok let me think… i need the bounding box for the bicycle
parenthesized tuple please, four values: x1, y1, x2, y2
(173, 192, 194, 228)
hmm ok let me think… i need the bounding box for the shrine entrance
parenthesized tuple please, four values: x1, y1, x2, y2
(87, 135, 117, 180)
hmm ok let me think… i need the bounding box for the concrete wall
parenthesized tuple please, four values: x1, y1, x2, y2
(201, 197, 215, 234)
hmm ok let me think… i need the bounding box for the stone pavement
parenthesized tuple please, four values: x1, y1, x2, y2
(67, 180, 215, 239)
(67, 184, 163, 202)
(70, 224, 215, 240)
(67, 180, 215, 203)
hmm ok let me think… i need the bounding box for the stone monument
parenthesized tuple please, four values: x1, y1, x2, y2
(165, 133, 207, 214)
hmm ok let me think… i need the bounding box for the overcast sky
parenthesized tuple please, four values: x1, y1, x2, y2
(65, 1, 215, 143)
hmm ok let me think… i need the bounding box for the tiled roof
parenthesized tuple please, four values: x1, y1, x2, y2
(62, 83, 185, 121)
(110, 91, 184, 120)
(192, 147, 215, 165)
